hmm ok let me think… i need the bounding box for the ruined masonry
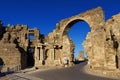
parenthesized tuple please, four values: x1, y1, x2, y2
(0, 7, 120, 77)
(77, 51, 85, 61)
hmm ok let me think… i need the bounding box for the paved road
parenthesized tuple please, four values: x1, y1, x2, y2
(29, 62, 118, 80)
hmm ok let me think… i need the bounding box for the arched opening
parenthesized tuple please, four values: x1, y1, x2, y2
(27, 33, 35, 67)
(29, 34, 34, 40)
(27, 47, 35, 67)
(63, 20, 90, 62)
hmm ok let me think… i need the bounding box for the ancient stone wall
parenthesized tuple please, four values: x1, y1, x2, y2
(0, 23, 42, 71)
(77, 51, 85, 61)
(104, 14, 120, 70)
(0, 43, 26, 72)
(0, 7, 120, 77)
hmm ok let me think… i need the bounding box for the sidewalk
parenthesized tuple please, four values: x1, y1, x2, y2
(0, 73, 43, 80)
(0, 68, 44, 80)
(13, 73, 43, 80)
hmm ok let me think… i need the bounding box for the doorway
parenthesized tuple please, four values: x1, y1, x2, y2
(27, 47, 35, 67)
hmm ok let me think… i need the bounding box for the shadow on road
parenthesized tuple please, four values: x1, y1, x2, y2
(73, 59, 88, 64)
(0, 71, 14, 77)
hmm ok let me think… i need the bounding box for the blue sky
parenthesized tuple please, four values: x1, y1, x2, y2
(0, 0, 120, 57)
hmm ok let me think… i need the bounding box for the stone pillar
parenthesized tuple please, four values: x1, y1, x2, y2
(34, 46, 38, 67)
(37, 47, 40, 60)
(51, 49, 55, 60)
(40, 46, 44, 60)
(34, 47, 38, 60)
(34, 46, 45, 67)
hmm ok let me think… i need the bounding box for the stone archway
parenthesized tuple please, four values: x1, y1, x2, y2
(45, 7, 105, 68)
(57, 7, 105, 67)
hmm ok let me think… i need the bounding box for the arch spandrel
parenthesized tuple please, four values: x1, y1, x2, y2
(56, 7, 105, 37)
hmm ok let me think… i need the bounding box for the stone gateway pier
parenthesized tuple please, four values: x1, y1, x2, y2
(0, 7, 120, 77)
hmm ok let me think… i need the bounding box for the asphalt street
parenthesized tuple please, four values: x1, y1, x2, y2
(29, 62, 118, 80)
